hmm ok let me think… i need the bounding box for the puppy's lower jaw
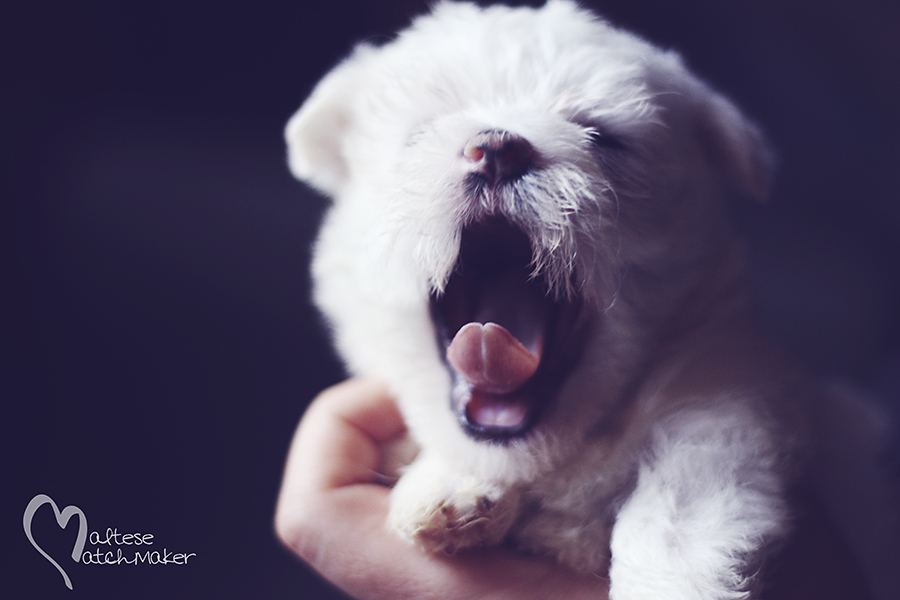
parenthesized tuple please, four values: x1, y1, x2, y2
(389, 454, 521, 554)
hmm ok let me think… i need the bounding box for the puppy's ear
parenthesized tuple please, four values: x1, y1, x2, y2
(696, 94, 774, 203)
(285, 47, 373, 196)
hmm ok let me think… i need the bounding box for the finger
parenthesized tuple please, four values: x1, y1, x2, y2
(276, 377, 401, 512)
(296, 377, 405, 492)
(313, 377, 407, 446)
(275, 379, 401, 551)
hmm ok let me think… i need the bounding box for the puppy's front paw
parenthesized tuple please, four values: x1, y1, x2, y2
(388, 455, 520, 554)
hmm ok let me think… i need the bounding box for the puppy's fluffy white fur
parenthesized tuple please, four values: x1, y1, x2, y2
(287, 2, 812, 598)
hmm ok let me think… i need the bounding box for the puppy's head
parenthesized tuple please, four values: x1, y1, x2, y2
(287, 0, 771, 447)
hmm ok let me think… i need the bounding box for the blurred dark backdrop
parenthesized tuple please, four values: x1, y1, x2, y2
(3, 1, 898, 598)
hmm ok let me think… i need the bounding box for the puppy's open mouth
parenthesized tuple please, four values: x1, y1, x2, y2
(430, 217, 586, 442)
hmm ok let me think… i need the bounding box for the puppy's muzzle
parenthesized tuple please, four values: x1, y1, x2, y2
(463, 130, 534, 187)
(424, 130, 588, 442)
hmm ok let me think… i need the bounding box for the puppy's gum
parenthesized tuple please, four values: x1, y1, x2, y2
(447, 322, 540, 394)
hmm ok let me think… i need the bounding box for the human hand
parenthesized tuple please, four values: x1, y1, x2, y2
(274, 378, 610, 600)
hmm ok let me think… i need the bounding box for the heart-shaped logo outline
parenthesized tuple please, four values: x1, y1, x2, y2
(23, 494, 88, 590)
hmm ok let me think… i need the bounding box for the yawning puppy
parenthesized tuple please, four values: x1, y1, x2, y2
(286, 1, 810, 598)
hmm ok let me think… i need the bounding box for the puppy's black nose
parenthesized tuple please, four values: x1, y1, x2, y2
(463, 130, 534, 185)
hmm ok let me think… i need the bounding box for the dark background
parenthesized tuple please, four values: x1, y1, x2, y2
(3, 0, 898, 598)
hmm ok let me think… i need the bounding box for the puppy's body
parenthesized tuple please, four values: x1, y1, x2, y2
(287, 2, 813, 598)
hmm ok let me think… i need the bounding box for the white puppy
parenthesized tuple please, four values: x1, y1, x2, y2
(286, 2, 811, 598)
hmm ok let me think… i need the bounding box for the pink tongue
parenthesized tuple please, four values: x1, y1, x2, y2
(446, 322, 540, 394)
